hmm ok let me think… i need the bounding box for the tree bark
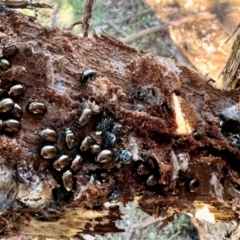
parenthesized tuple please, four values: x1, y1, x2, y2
(1, 10, 240, 239)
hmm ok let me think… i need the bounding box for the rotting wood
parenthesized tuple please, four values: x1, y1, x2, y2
(1, 9, 240, 239)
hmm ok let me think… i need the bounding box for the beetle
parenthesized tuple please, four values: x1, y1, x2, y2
(8, 84, 26, 97)
(0, 98, 14, 113)
(96, 117, 113, 134)
(114, 150, 133, 164)
(2, 45, 18, 58)
(62, 170, 73, 191)
(3, 119, 21, 133)
(0, 58, 10, 70)
(80, 69, 96, 83)
(38, 128, 58, 143)
(40, 145, 58, 160)
(101, 131, 116, 148)
(27, 101, 47, 115)
(12, 103, 23, 119)
(78, 108, 92, 127)
(96, 150, 113, 163)
(71, 155, 83, 172)
(53, 155, 70, 172)
(146, 175, 157, 186)
(80, 136, 93, 152)
(188, 178, 200, 193)
(65, 128, 76, 150)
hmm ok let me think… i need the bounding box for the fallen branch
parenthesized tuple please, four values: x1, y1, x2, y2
(121, 12, 215, 43)
(0, 0, 53, 9)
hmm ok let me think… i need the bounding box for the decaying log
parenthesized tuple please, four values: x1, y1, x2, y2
(1, 9, 240, 239)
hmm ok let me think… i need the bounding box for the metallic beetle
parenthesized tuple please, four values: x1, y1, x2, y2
(3, 119, 21, 133)
(91, 144, 101, 154)
(27, 101, 47, 115)
(12, 103, 23, 119)
(114, 150, 133, 164)
(0, 98, 14, 113)
(8, 84, 26, 97)
(71, 154, 83, 172)
(65, 128, 76, 150)
(146, 175, 157, 186)
(0, 58, 10, 70)
(78, 108, 92, 127)
(80, 69, 96, 83)
(80, 136, 93, 151)
(2, 45, 18, 58)
(62, 170, 73, 191)
(101, 131, 116, 148)
(188, 178, 200, 193)
(53, 155, 70, 172)
(96, 150, 113, 163)
(38, 128, 58, 143)
(96, 117, 113, 133)
(40, 145, 58, 160)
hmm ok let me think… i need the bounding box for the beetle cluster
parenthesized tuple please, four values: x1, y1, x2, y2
(0, 45, 18, 71)
(0, 82, 25, 134)
(38, 127, 77, 192)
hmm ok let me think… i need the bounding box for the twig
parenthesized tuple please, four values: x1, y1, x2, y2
(0, 0, 53, 9)
(121, 12, 215, 43)
(133, 216, 162, 229)
(225, 22, 240, 43)
(65, 0, 94, 37)
(169, 231, 181, 240)
(107, 21, 128, 37)
(65, 20, 83, 31)
(82, 0, 94, 38)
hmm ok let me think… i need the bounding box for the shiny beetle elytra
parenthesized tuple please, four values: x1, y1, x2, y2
(0, 98, 14, 113)
(146, 175, 157, 186)
(189, 178, 200, 193)
(53, 155, 70, 172)
(78, 108, 92, 127)
(80, 136, 93, 151)
(96, 150, 113, 163)
(80, 69, 96, 83)
(38, 127, 58, 143)
(65, 128, 76, 150)
(8, 84, 26, 97)
(0, 58, 10, 70)
(71, 154, 83, 172)
(0, 119, 3, 131)
(62, 170, 73, 191)
(27, 101, 47, 115)
(12, 103, 23, 119)
(111, 123, 123, 138)
(91, 144, 101, 154)
(3, 119, 21, 133)
(40, 145, 58, 160)
(114, 150, 133, 164)
(2, 45, 18, 58)
(96, 117, 113, 133)
(101, 131, 116, 148)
